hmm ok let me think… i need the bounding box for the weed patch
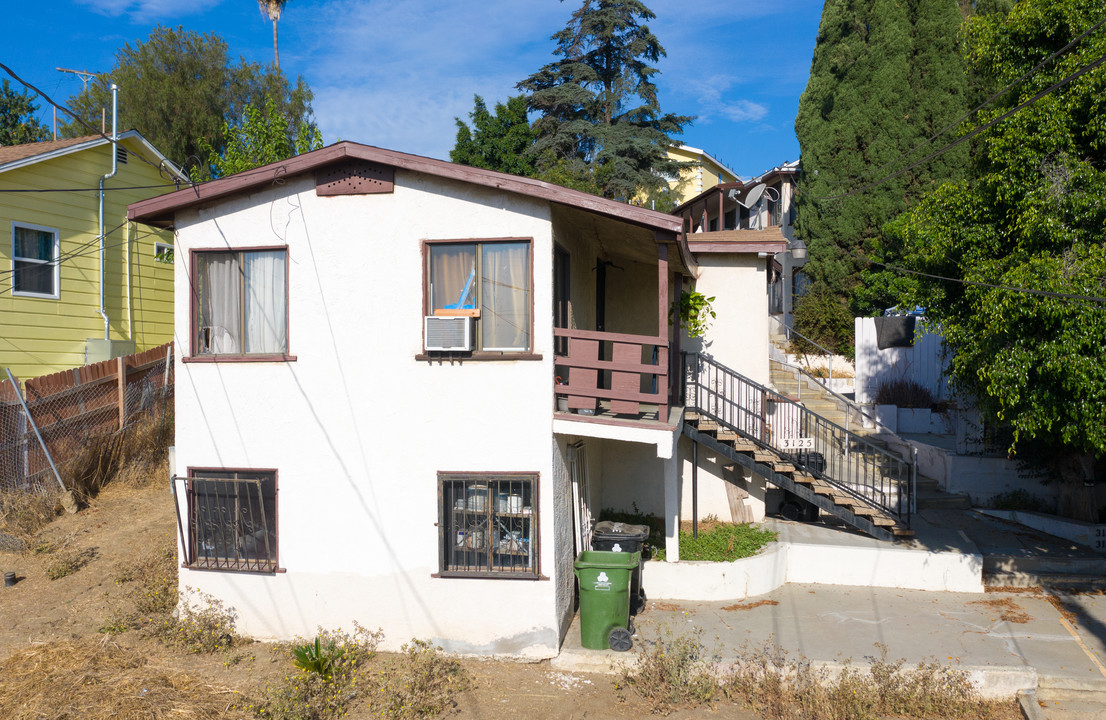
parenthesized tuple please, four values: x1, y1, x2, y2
(677, 522, 777, 562)
(0, 489, 60, 547)
(251, 624, 383, 720)
(35, 533, 95, 579)
(369, 639, 471, 719)
(722, 641, 1016, 720)
(148, 588, 242, 654)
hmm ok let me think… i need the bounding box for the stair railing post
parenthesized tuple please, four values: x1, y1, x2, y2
(692, 440, 698, 539)
(910, 446, 918, 519)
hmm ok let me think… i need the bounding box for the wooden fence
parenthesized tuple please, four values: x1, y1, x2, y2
(0, 342, 173, 493)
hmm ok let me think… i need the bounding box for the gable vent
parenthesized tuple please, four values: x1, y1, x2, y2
(316, 160, 394, 196)
(115, 146, 128, 164)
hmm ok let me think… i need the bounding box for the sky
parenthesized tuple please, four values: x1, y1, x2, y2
(5, 0, 824, 180)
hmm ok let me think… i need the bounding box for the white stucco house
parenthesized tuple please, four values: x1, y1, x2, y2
(127, 142, 783, 657)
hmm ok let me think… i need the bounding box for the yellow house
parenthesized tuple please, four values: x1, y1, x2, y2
(0, 132, 187, 380)
(665, 144, 740, 207)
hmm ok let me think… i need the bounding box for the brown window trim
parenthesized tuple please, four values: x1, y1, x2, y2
(437, 471, 541, 579)
(414, 352, 542, 362)
(421, 237, 536, 355)
(188, 245, 292, 360)
(184, 467, 284, 575)
(184, 354, 298, 364)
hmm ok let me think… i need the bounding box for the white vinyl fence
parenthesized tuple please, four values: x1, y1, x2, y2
(854, 317, 949, 404)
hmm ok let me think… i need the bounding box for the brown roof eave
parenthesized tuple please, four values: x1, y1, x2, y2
(128, 141, 683, 234)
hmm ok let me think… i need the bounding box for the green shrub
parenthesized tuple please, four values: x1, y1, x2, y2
(678, 522, 777, 562)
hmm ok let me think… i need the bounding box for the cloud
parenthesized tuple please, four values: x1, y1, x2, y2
(75, 0, 222, 22)
(718, 100, 769, 123)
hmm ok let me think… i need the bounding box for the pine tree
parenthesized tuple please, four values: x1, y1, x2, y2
(518, 0, 691, 200)
(450, 95, 537, 177)
(793, 0, 973, 347)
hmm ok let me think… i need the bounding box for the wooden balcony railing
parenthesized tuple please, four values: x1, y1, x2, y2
(553, 328, 669, 422)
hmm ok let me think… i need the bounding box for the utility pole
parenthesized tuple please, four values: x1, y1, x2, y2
(56, 68, 100, 138)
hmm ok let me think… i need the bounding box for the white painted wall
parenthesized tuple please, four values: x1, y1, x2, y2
(855, 317, 950, 404)
(173, 172, 566, 657)
(688, 254, 770, 386)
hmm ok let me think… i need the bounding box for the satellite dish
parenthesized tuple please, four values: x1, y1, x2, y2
(738, 183, 766, 208)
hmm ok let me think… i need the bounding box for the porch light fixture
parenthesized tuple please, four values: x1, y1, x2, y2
(789, 237, 808, 261)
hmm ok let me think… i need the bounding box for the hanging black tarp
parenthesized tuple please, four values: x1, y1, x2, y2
(874, 316, 916, 349)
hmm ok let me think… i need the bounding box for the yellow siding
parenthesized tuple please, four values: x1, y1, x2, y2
(0, 137, 176, 379)
(665, 146, 739, 207)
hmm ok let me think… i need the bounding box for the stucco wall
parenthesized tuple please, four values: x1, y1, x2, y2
(173, 171, 565, 656)
(686, 254, 770, 385)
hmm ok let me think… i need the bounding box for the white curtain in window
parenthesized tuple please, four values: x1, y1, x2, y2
(243, 250, 287, 354)
(429, 245, 477, 311)
(199, 254, 241, 354)
(482, 243, 529, 350)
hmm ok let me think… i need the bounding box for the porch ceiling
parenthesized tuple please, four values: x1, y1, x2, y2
(551, 204, 691, 275)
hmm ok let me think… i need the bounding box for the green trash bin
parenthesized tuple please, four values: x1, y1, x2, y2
(573, 550, 639, 651)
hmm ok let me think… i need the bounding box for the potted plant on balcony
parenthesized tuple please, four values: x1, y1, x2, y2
(672, 287, 717, 338)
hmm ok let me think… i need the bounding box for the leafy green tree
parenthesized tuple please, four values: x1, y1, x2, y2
(889, 0, 1106, 507)
(793, 0, 974, 348)
(518, 0, 692, 200)
(0, 79, 50, 145)
(450, 95, 537, 176)
(196, 96, 322, 180)
(63, 25, 313, 179)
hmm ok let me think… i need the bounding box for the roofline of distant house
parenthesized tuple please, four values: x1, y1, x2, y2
(673, 144, 739, 182)
(128, 141, 686, 239)
(672, 160, 799, 216)
(0, 130, 188, 182)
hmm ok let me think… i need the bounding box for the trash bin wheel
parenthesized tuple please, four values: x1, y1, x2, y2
(609, 626, 633, 652)
(779, 500, 805, 522)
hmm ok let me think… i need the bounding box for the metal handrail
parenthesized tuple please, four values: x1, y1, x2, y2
(683, 352, 911, 526)
(770, 357, 898, 438)
(772, 316, 834, 384)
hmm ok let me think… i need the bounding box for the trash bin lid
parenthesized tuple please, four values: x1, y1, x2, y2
(592, 521, 650, 540)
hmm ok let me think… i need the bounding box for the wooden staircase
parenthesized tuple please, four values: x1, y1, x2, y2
(684, 413, 913, 541)
(683, 353, 915, 542)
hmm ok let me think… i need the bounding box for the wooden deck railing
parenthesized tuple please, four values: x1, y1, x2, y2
(553, 328, 669, 422)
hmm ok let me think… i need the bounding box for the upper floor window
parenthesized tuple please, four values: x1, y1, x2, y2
(193, 248, 288, 357)
(425, 240, 531, 353)
(11, 223, 59, 298)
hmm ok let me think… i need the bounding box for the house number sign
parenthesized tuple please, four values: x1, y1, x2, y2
(781, 437, 814, 450)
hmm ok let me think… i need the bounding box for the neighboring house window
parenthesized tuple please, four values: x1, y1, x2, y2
(426, 240, 531, 352)
(154, 242, 174, 264)
(11, 222, 59, 298)
(438, 472, 539, 578)
(193, 248, 288, 356)
(186, 469, 278, 572)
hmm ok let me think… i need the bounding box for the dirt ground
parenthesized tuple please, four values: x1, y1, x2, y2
(0, 477, 758, 719)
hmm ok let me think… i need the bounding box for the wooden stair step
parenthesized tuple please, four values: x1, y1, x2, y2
(753, 450, 779, 463)
(697, 419, 719, 432)
(732, 440, 758, 452)
(685, 411, 701, 422)
(849, 505, 879, 517)
(771, 462, 796, 473)
(871, 515, 896, 527)
(893, 527, 915, 537)
(716, 428, 740, 441)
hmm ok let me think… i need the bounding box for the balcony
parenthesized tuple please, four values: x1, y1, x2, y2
(553, 328, 675, 428)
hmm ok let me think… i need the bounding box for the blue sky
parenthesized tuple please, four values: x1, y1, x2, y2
(6, 0, 823, 179)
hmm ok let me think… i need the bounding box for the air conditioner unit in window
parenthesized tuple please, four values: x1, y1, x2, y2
(425, 316, 474, 352)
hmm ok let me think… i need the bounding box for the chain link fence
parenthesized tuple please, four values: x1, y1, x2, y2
(0, 343, 174, 497)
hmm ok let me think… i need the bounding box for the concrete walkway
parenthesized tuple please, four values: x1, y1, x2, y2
(554, 508, 1106, 712)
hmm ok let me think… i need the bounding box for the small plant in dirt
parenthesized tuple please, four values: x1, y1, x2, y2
(875, 378, 935, 409)
(721, 641, 1015, 720)
(619, 626, 719, 714)
(371, 639, 471, 719)
(35, 533, 95, 579)
(150, 587, 241, 653)
(677, 519, 777, 562)
(99, 534, 178, 634)
(250, 624, 382, 720)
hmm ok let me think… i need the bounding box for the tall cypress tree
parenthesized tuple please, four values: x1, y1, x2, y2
(518, 0, 691, 200)
(794, 0, 972, 343)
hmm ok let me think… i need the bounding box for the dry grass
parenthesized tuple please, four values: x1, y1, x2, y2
(62, 411, 172, 504)
(968, 598, 1032, 624)
(0, 637, 247, 720)
(723, 600, 780, 612)
(0, 489, 61, 548)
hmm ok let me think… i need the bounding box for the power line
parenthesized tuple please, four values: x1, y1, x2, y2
(823, 14, 1106, 188)
(874, 262, 1106, 304)
(809, 49, 1106, 202)
(0, 61, 193, 184)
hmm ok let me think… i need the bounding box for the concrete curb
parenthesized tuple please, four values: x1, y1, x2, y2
(553, 647, 1038, 700)
(1018, 691, 1047, 720)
